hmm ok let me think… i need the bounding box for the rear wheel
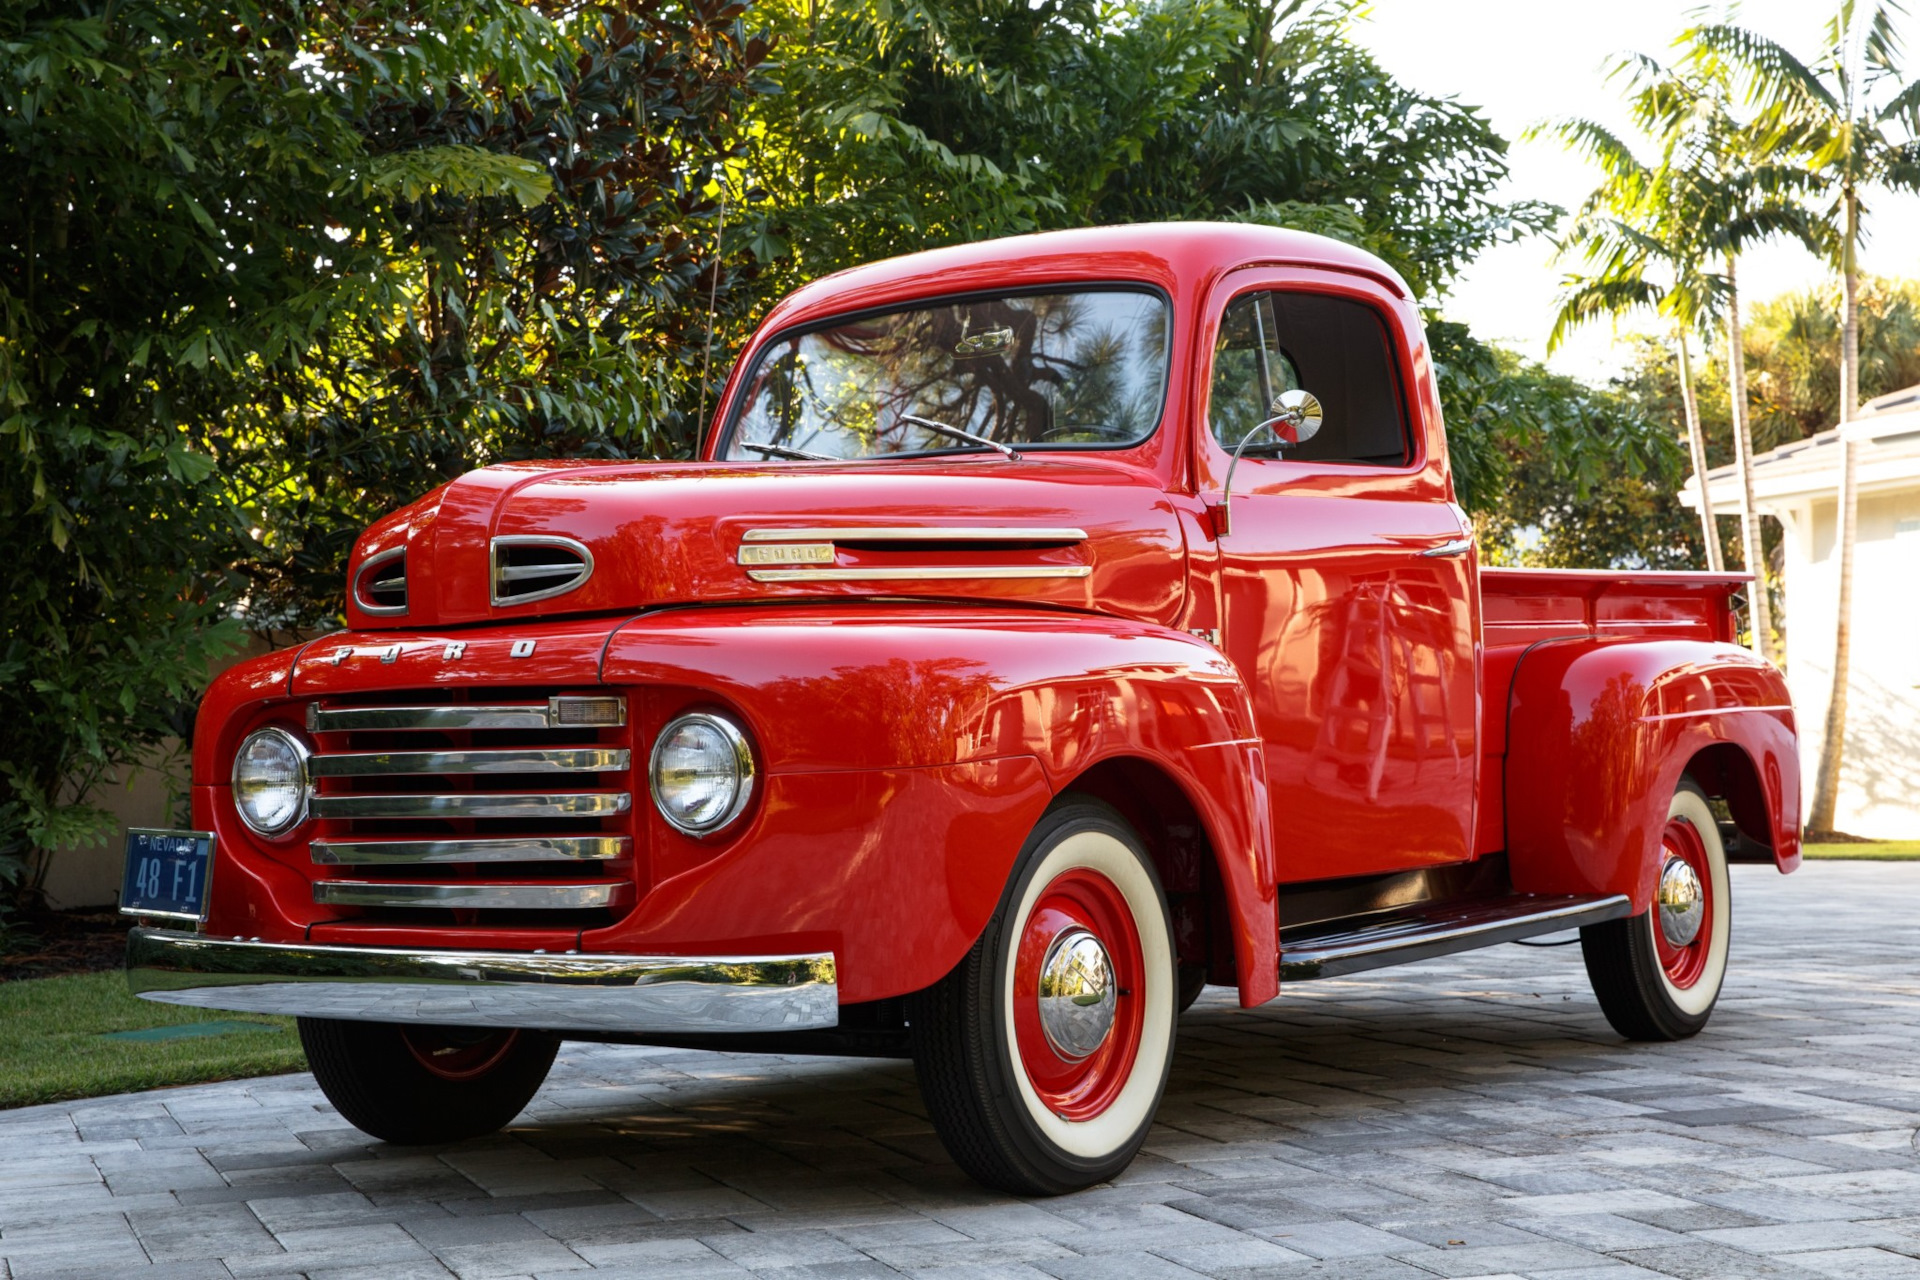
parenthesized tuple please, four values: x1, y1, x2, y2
(910, 797, 1177, 1195)
(299, 1018, 560, 1144)
(1580, 779, 1731, 1040)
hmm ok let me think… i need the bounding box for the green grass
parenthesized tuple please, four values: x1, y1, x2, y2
(0, 971, 306, 1109)
(1804, 841, 1920, 861)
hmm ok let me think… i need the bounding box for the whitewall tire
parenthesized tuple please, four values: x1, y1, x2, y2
(1580, 779, 1732, 1040)
(910, 797, 1177, 1194)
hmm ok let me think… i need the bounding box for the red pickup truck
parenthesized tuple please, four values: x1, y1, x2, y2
(126, 224, 1800, 1195)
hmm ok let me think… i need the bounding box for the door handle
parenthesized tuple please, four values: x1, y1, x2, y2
(1420, 537, 1474, 558)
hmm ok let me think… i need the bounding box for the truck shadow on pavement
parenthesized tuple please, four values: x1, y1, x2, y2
(464, 967, 1722, 1203)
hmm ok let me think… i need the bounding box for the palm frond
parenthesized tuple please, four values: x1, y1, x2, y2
(1862, 0, 1908, 84)
(1879, 137, 1920, 191)
(1547, 274, 1663, 353)
(1529, 117, 1648, 179)
(1685, 22, 1841, 119)
(1878, 73, 1920, 128)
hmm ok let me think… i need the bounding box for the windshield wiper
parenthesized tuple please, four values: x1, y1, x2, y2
(900, 414, 1023, 462)
(740, 441, 837, 462)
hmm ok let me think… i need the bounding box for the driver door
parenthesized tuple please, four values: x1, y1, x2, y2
(1197, 270, 1479, 882)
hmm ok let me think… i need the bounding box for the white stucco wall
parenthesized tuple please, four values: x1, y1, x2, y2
(1777, 490, 1920, 838)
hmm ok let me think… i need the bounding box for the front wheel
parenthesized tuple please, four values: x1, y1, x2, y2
(909, 797, 1178, 1195)
(1580, 779, 1732, 1040)
(299, 1018, 560, 1145)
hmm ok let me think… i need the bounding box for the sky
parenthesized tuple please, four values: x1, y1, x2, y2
(1352, 0, 1920, 383)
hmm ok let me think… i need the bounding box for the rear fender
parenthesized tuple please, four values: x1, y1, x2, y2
(1505, 638, 1800, 912)
(599, 606, 1276, 1005)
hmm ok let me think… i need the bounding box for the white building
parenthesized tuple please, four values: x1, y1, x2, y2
(1681, 385, 1920, 839)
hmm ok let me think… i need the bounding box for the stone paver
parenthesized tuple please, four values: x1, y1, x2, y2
(5, 861, 1920, 1279)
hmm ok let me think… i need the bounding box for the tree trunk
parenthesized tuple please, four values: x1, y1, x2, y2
(1725, 253, 1774, 661)
(1808, 189, 1860, 835)
(1677, 328, 1723, 571)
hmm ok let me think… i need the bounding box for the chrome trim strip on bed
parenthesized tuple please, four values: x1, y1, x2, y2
(746, 565, 1092, 583)
(310, 836, 629, 865)
(309, 748, 630, 777)
(740, 526, 1088, 543)
(306, 792, 630, 820)
(127, 927, 839, 1033)
(312, 881, 624, 909)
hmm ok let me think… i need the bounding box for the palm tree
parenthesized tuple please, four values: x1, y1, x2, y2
(1690, 1, 1920, 833)
(1621, 53, 1819, 663)
(1536, 116, 1724, 572)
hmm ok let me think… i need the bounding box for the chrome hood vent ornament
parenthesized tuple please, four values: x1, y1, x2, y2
(352, 548, 408, 616)
(491, 535, 593, 606)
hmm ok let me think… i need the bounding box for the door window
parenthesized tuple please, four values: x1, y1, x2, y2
(1208, 291, 1411, 467)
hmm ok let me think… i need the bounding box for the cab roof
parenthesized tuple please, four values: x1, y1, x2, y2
(756, 222, 1413, 337)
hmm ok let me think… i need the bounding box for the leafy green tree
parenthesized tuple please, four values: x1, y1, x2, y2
(1690, 0, 1920, 833)
(743, 0, 1552, 302)
(0, 0, 769, 904)
(0, 0, 386, 902)
(240, 3, 773, 626)
(1741, 277, 1920, 443)
(1431, 323, 1695, 568)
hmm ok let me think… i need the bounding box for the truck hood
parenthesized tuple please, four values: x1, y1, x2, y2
(345, 458, 1189, 630)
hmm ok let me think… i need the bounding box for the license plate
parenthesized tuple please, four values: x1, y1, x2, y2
(120, 828, 215, 923)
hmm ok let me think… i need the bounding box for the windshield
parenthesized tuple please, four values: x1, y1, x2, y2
(721, 288, 1171, 462)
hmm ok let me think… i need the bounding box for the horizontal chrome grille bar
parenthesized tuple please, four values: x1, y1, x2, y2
(308, 792, 631, 820)
(309, 748, 629, 777)
(741, 526, 1087, 543)
(313, 881, 625, 909)
(307, 695, 626, 733)
(747, 564, 1092, 583)
(310, 836, 629, 865)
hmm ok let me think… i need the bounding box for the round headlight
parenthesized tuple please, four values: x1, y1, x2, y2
(649, 712, 755, 836)
(232, 728, 310, 837)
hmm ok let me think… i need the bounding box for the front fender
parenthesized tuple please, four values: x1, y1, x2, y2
(598, 605, 1274, 1004)
(1505, 637, 1800, 912)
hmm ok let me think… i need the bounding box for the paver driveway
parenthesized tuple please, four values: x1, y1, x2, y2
(3, 862, 1919, 1280)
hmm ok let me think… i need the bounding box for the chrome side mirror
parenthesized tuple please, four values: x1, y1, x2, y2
(1214, 389, 1324, 536)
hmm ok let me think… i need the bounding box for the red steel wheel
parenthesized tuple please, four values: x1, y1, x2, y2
(1010, 868, 1147, 1123)
(401, 1027, 526, 1082)
(1653, 814, 1715, 991)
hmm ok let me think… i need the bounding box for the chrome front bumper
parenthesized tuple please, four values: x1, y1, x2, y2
(127, 928, 838, 1034)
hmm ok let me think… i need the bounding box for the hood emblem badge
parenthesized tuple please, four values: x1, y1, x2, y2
(444, 642, 466, 660)
(510, 640, 537, 658)
(738, 542, 835, 567)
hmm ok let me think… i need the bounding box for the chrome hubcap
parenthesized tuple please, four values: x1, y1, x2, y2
(1036, 928, 1117, 1060)
(1657, 855, 1704, 947)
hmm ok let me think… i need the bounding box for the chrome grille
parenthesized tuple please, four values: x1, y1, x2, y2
(303, 691, 634, 923)
(491, 535, 593, 605)
(353, 548, 408, 615)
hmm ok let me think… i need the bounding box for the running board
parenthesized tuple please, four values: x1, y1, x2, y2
(1280, 893, 1633, 980)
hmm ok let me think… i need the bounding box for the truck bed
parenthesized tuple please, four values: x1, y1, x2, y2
(1473, 567, 1752, 855)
